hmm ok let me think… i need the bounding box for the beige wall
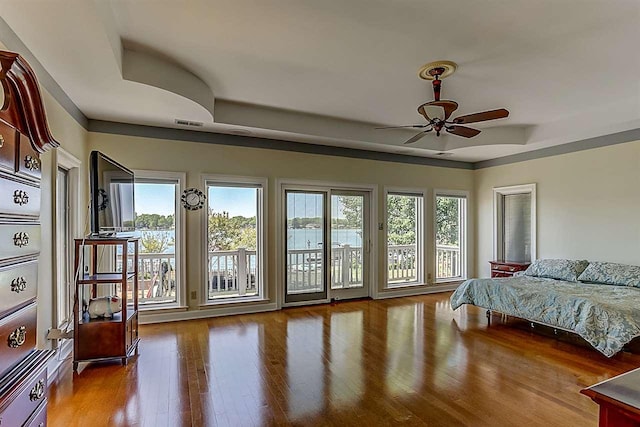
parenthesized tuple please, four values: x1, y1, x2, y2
(38, 88, 89, 348)
(89, 132, 475, 313)
(474, 140, 640, 277)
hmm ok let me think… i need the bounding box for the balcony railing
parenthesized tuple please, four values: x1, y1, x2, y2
(436, 244, 461, 280)
(119, 244, 462, 304)
(207, 249, 258, 299)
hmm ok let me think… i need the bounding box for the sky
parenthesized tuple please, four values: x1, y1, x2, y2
(209, 186, 257, 217)
(134, 183, 176, 216)
(135, 184, 355, 219)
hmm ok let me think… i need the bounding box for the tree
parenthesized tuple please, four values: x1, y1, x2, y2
(140, 231, 175, 253)
(336, 196, 362, 229)
(135, 213, 174, 230)
(386, 195, 417, 245)
(436, 197, 460, 246)
(207, 211, 257, 251)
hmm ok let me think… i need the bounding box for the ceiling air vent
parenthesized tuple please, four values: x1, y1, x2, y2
(175, 119, 203, 127)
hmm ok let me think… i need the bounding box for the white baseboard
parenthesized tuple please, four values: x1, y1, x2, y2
(47, 339, 73, 382)
(374, 283, 459, 299)
(139, 302, 278, 324)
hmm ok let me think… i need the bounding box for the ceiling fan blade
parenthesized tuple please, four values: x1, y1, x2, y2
(422, 100, 459, 120)
(452, 108, 509, 124)
(403, 128, 433, 144)
(446, 125, 481, 138)
(375, 124, 430, 130)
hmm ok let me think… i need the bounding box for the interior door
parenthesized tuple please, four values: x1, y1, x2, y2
(329, 191, 370, 300)
(285, 190, 328, 304)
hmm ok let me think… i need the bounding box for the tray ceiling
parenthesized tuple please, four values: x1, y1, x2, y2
(0, 0, 638, 162)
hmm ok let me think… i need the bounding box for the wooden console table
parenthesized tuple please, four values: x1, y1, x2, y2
(581, 368, 640, 426)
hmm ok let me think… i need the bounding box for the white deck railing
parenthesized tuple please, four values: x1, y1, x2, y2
(119, 244, 462, 303)
(436, 244, 461, 279)
(207, 249, 258, 299)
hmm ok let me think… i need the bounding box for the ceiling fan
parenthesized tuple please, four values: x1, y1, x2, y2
(378, 61, 509, 145)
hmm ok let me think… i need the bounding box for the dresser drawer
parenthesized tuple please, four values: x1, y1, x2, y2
(25, 399, 47, 427)
(0, 260, 38, 318)
(491, 271, 514, 278)
(0, 357, 47, 427)
(16, 133, 41, 181)
(0, 120, 17, 174)
(0, 177, 40, 217)
(0, 224, 40, 262)
(0, 303, 37, 378)
(491, 263, 519, 272)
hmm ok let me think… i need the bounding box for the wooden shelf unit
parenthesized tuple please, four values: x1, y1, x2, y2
(73, 237, 140, 371)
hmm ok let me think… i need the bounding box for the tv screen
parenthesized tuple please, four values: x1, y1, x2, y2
(90, 151, 135, 235)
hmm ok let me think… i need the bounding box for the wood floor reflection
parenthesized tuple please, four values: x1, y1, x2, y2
(48, 292, 640, 426)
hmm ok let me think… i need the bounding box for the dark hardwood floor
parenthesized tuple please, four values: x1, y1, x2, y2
(47, 292, 640, 426)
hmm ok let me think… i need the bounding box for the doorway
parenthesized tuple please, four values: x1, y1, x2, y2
(283, 186, 373, 305)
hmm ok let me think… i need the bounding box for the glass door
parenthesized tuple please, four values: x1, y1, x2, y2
(285, 190, 328, 303)
(330, 191, 370, 300)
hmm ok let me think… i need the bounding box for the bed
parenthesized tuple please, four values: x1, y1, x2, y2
(450, 260, 640, 357)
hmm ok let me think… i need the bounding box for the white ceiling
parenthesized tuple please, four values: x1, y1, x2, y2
(1, 0, 639, 162)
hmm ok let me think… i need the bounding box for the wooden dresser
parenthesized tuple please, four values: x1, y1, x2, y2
(0, 51, 58, 426)
(490, 260, 530, 278)
(581, 368, 640, 427)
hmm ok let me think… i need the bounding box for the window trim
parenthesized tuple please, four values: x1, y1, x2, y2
(433, 189, 469, 283)
(200, 174, 268, 307)
(53, 148, 81, 330)
(492, 183, 537, 263)
(133, 169, 187, 311)
(383, 187, 427, 290)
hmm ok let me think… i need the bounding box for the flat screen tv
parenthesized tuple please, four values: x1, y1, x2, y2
(89, 151, 135, 236)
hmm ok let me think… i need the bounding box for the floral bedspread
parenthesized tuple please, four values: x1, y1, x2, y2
(450, 276, 640, 357)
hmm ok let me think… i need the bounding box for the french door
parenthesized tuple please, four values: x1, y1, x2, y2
(285, 190, 328, 303)
(329, 191, 369, 300)
(284, 188, 371, 305)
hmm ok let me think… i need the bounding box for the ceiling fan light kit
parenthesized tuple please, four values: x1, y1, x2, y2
(379, 60, 510, 146)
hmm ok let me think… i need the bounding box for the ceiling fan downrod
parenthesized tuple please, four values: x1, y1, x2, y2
(429, 66, 446, 101)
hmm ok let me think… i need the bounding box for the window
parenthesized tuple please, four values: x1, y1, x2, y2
(385, 191, 424, 288)
(205, 178, 265, 302)
(133, 172, 184, 308)
(493, 184, 537, 263)
(55, 148, 81, 329)
(56, 167, 72, 326)
(435, 192, 467, 281)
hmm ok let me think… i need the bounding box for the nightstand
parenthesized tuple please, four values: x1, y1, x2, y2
(490, 261, 530, 278)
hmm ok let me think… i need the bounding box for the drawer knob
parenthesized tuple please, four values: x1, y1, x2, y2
(8, 325, 26, 348)
(24, 155, 40, 171)
(13, 189, 30, 206)
(29, 379, 45, 401)
(13, 232, 30, 247)
(0, 134, 4, 147)
(11, 277, 27, 293)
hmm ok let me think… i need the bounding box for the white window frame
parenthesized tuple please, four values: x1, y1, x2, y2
(133, 170, 187, 311)
(201, 174, 268, 306)
(433, 189, 469, 283)
(383, 187, 427, 290)
(493, 183, 537, 262)
(54, 148, 81, 330)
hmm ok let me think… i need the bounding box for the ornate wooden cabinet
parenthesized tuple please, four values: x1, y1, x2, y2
(0, 51, 58, 426)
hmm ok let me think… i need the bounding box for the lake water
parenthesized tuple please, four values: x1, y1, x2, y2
(287, 228, 362, 250)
